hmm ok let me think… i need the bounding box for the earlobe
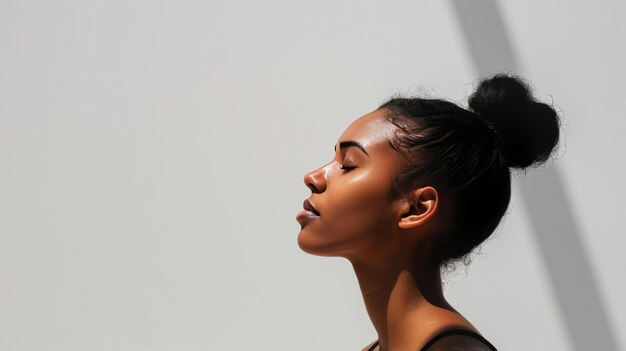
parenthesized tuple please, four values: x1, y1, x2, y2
(397, 186, 438, 230)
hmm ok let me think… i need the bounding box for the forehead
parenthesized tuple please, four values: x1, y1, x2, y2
(337, 109, 397, 153)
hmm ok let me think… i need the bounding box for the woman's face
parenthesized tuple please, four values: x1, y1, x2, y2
(297, 108, 408, 258)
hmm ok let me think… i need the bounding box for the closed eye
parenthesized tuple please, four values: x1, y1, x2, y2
(339, 165, 357, 171)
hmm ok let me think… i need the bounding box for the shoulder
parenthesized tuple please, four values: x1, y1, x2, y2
(418, 307, 496, 350)
(425, 333, 496, 351)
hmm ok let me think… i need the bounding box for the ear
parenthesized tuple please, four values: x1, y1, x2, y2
(397, 186, 438, 230)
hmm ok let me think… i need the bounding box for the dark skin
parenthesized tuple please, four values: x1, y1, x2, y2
(298, 109, 493, 351)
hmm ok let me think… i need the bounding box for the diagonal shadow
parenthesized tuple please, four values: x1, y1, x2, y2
(449, 1, 619, 350)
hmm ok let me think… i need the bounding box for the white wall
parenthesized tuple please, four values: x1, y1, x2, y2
(1, 0, 624, 350)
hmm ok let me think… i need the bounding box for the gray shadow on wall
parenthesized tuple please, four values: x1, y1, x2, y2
(449, 1, 619, 350)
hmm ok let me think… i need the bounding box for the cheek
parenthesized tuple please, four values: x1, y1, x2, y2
(325, 177, 396, 239)
(297, 169, 399, 256)
(338, 190, 384, 221)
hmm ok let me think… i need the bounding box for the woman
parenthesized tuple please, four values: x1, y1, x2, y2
(296, 74, 560, 351)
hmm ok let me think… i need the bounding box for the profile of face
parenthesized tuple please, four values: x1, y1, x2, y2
(297, 109, 412, 260)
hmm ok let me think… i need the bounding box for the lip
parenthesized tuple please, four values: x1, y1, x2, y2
(303, 199, 320, 216)
(297, 199, 320, 225)
(296, 210, 319, 224)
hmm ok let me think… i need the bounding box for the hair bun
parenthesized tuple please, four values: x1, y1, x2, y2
(468, 73, 560, 169)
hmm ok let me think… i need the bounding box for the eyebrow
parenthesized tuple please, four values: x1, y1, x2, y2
(334, 140, 370, 157)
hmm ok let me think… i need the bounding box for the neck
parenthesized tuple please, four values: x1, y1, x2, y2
(350, 244, 452, 351)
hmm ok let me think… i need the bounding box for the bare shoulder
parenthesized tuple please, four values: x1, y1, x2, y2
(419, 306, 495, 350)
(426, 334, 495, 351)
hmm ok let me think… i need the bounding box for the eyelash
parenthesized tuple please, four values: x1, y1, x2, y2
(339, 165, 356, 171)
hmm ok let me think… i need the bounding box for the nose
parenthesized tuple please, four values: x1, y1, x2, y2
(303, 165, 327, 193)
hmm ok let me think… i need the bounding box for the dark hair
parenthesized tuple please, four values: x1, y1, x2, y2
(380, 73, 560, 268)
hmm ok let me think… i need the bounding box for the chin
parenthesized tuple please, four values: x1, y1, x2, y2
(297, 231, 324, 255)
(297, 230, 329, 255)
(296, 230, 351, 258)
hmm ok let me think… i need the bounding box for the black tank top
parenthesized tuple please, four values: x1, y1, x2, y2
(366, 329, 498, 351)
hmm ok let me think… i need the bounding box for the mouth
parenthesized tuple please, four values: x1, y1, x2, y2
(303, 199, 320, 216)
